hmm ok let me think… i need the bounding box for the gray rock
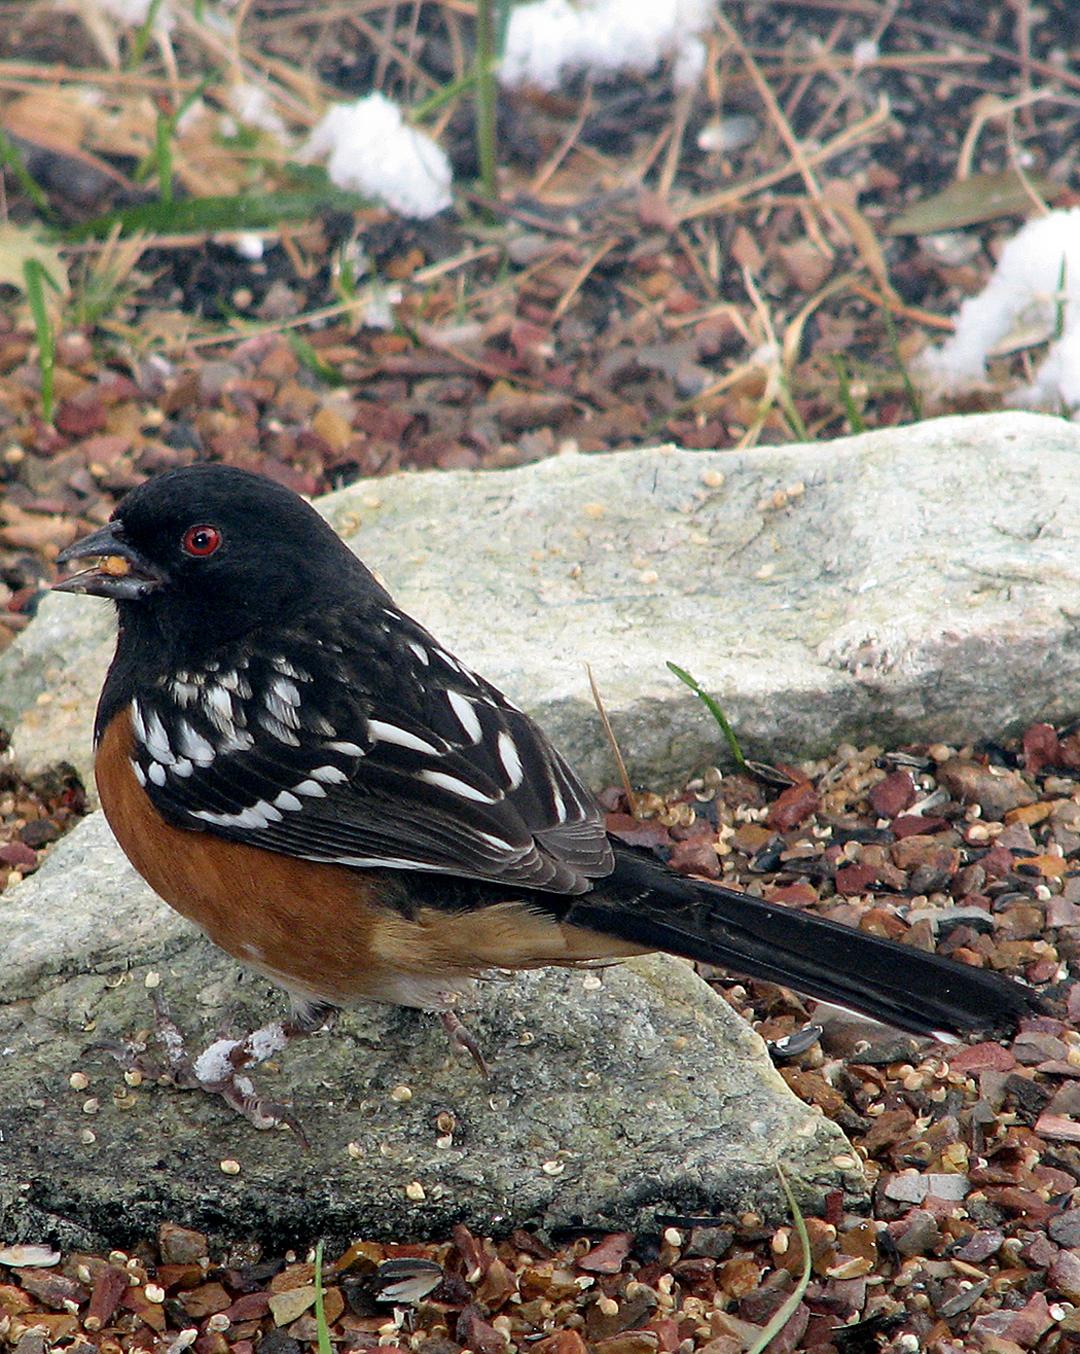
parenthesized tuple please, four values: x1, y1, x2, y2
(0, 814, 861, 1248)
(4, 411, 1080, 798)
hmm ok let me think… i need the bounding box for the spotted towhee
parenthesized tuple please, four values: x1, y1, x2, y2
(55, 463, 1039, 1132)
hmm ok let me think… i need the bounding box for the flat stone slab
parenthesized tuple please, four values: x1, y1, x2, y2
(3, 411, 1078, 799)
(0, 814, 861, 1250)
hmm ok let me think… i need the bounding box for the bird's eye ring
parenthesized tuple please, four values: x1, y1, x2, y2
(182, 524, 222, 557)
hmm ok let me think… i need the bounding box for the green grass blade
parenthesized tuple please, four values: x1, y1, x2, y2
(474, 0, 497, 199)
(495, 0, 515, 48)
(882, 304, 922, 421)
(128, 0, 166, 68)
(23, 258, 56, 424)
(666, 662, 747, 770)
(831, 354, 865, 433)
(746, 1165, 812, 1354)
(155, 111, 174, 204)
(1055, 253, 1068, 340)
(288, 333, 345, 386)
(64, 188, 371, 241)
(412, 71, 478, 122)
(313, 1241, 333, 1354)
(0, 129, 51, 216)
(775, 377, 809, 441)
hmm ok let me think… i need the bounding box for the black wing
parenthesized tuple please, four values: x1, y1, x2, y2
(126, 603, 612, 894)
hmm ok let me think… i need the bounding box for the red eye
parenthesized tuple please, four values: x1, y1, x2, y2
(182, 525, 222, 557)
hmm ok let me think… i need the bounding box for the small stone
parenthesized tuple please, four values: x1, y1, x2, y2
(868, 770, 916, 819)
(158, 1222, 208, 1265)
(579, 1233, 633, 1274)
(180, 1283, 232, 1319)
(767, 780, 819, 831)
(268, 1286, 317, 1327)
(1050, 1249, 1080, 1302)
(947, 1042, 1016, 1075)
(936, 759, 1037, 820)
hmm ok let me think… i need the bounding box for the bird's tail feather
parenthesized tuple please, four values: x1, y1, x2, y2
(565, 845, 1040, 1037)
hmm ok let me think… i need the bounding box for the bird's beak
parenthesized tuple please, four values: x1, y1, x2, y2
(54, 522, 166, 601)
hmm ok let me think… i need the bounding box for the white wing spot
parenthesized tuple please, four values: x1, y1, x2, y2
(474, 829, 516, 851)
(171, 678, 200, 707)
(176, 721, 215, 766)
(328, 854, 444, 871)
(408, 641, 430, 665)
(274, 790, 303, 813)
(271, 656, 310, 681)
(131, 700, 147, 744)
(130, 758, 147, 788)
(204, 684, 236, 735)
(551, 781, 567, 820)
(368, 719, 441, 756)
(447, 689, 482, 743)
(148, 762, 167, 787)
(272, 677, 301, 707)
(258, 711, 301, 746)
(497, 731, 524, 789)
(144, 710, 175, 766)
(263, 682, 301, 731)
(310, 764, 348, 784)
(294, 779, 328, 798)
(327, 740, 364, 756)
(218, 728, 255, 754)
(434, 648, 465, 675)
(192, 800, 283, 830)
(219, 669, 253, 698)
(417, 769, 500, 804)
(172, 758, 194, 778)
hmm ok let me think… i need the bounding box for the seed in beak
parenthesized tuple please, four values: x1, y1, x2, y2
(101, 555, 131, 577)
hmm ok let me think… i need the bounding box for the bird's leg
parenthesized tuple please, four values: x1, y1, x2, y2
(119, 990, 337, 1144)
(438, 1005, 491, 1077)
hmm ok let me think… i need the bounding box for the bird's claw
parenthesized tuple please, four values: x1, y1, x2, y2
(439, 1007, 491, 1077)
(107, 987, 313, 1145)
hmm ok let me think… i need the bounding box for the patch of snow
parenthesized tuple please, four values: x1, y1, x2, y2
(917, 207, 1080, 415)
(304, 93, 452, 220)
(500, 0, 714, 92)
(234, 234, 265, 260)
(228, 82, 287, 138)
(96, 0, 173, 25)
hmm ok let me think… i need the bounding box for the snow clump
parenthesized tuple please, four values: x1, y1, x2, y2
(917, 207, 1080, 415)
(500, 0, 714, 92)
(304, 93, 453, 220)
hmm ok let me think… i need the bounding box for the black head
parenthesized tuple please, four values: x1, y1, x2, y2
(55, 464, 373, 655)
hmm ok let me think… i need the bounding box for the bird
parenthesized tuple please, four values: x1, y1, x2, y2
(55, 462, 1040, 1133)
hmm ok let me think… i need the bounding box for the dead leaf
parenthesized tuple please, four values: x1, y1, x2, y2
(888, 170, 1065, 235)
(0, 224, 69, 297)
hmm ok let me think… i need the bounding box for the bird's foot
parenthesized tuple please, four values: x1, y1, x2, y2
(439, 1006, 491, 1077)
(106, 990, 336, 1145)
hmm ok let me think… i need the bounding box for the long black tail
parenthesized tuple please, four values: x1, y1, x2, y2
(564, 843, 1040, 1038)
